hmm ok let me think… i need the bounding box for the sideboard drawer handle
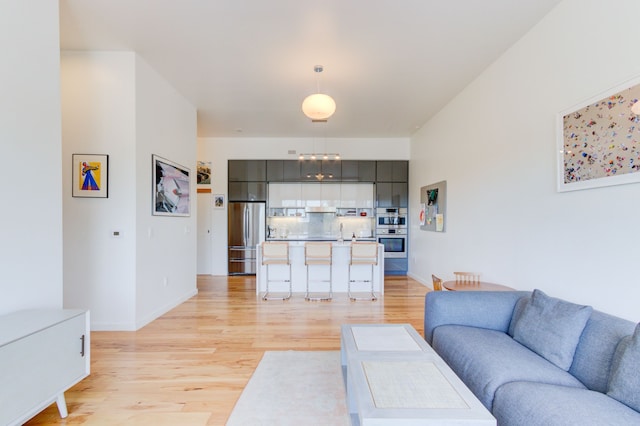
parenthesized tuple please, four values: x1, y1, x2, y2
(80, 334, 85, 357)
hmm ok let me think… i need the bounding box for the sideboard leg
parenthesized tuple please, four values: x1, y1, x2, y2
(56, 394, 69, 418)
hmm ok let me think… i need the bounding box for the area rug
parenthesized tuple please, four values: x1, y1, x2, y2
(226, 350, 350, 425)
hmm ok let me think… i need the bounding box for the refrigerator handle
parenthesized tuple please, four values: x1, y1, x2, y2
(244, 205, 249, 247)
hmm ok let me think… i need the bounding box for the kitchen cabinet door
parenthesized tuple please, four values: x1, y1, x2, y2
(282, 161, 301, 181)
(266, 160, 283, 182)
(300, 160, 321, 181)
(228, 182, 266, 202)
(342, 160, 375, 182)
(376, 182, 407, 207)
(268, 183, 302, 207)
(228, 160, 266, 182)
(320, 183, 341, 207)
(355, 184, 375, 208)
(321, 160, 341, 180)
(341, 183, 374, 208)
(301, 184, 322, 207)
(376, 160, 408, 182)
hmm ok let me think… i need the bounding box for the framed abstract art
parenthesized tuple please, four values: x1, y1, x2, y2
(152, 154, 191, 216)
(557, 75, 640, 192)
(72, 154, 109, 198)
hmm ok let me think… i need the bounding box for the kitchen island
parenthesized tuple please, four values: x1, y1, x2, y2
(256, 241, 384, 297)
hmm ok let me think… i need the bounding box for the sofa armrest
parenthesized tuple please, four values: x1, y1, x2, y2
(424, 291, 529, 344)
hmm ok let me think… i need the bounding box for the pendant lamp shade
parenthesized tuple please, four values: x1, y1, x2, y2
(302, 93, 336, 121)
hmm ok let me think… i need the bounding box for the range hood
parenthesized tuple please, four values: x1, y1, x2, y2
(305, 206, 337, 213)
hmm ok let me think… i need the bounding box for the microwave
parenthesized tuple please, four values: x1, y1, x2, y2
(376, 207, 407, 228)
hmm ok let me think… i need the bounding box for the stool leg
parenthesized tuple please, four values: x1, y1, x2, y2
(306, 263, 332, 301)
(262, 263, 291, 301)
(349, 263, 377, 301)
(305, 263, 310, 300)
(370, 264, 377, 301)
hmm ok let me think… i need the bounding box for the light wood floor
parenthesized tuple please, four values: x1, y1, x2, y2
(27, 275, 430, 425)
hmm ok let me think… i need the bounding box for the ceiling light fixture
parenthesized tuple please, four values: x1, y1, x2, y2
(298, 153, 340, 161)
(302, 65, 336, 122)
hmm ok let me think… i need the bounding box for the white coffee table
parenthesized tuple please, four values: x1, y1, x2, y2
(341, 324, 495, 426)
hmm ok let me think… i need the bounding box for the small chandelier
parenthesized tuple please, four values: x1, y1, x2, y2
(302, 65, 336, 122)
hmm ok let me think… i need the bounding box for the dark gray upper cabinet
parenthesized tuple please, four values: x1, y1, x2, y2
(228, 160, 266, 182)
(299, 159, 341, 181)
(342, 160, 376, 182)
(283, 160, 301, 181)
(321, 160, 341, 181)
(300, 160, 320, 181)
(266, 160, 284, 182)
(228, 182, 266, 202)
(376, 161, 408, 182)
(376, 182, 408, 207)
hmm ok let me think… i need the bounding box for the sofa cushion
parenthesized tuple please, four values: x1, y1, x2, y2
(507, 294, 529, 337)
(608, 323, 640, 411)
(493, 381, 640, 426)
(432, 325, 585, 410)
(569, 310, 635, 393)
(512, 289, 592, 370)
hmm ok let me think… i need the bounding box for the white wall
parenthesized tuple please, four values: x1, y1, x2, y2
(0, 1, 63, 314)
(61, 52, 197, 330)
(409, 0, 640, 321)
(61, 52, 137, 328)
(198, 137, 410, 274)
(134, 56, 198, 329)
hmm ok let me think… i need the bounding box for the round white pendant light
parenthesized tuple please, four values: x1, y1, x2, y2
(302, 65, 336, 122)
(302, 93, 336, 121)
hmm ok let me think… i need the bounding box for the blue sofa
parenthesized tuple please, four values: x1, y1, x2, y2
(424, 290, 640, 425)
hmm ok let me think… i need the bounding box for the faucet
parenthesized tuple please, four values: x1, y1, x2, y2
(338, 223, 344, 242)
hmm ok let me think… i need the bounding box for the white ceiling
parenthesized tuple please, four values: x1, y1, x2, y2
(59, 0, 561, 138)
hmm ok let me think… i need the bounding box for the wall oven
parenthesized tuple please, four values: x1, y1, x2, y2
(376, 228, 407, 258)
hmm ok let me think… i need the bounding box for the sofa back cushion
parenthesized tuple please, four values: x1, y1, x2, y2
(607, 323, 640, 411)
(512, 289, 592, 371)
(570, 310, 635, 392)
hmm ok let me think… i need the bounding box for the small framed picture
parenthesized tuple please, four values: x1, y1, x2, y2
(72, 154, 109, 198)
(213, 194, 225, 209)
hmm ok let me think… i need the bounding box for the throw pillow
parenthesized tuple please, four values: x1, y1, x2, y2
(512, 289, 592, 370)
(607, 323, 640, 411)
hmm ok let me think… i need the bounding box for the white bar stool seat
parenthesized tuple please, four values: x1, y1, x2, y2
(348, 242, 378, 301)
(304, 242, 333, 301)
(261, 242, 291, 300)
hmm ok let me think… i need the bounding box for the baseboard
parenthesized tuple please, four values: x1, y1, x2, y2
(89, 288, 198, 331)
(135, 288, 198, 330)
(407, 271, 429, 287)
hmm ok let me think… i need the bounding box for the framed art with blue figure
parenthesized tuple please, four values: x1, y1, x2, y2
(72, 154, 109, 198)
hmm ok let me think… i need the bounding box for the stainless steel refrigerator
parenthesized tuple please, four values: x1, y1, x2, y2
(228, 202, 265, 275)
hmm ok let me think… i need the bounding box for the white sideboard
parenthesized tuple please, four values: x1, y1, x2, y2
(0, 309, 90, 426)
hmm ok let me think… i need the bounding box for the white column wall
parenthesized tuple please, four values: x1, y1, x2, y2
(409, 0, 640, 321)
(0, 1, 63, 314)
(61, 52, 137, 329)
(198, 137, 410, 275)
(134, 56, 198, 329)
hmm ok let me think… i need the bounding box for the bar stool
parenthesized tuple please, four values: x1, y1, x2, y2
(304, 242, 333, 301)
(261, 242, 291, 301)
(348, 242, 379, 301)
